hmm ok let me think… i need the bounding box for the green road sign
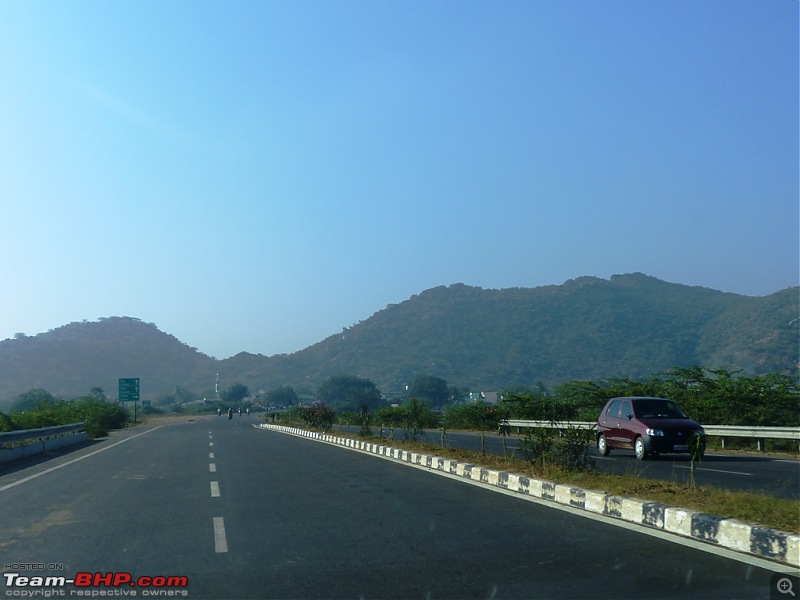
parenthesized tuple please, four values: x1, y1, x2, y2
(119, 378, 140, 402)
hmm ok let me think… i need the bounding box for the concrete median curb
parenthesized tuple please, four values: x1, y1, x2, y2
(256, 423, 799, 568)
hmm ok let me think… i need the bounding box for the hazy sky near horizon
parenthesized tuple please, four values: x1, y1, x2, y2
(1, 1, 797, 359)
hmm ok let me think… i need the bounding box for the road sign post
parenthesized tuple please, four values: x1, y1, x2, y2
(119, 378, 140, 423)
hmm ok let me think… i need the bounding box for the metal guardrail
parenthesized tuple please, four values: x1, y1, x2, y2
(506, 419, 596, 431)
(0, 422, 85, 445)
(701, 424, 800, 440)
(504, 420, 800, 451)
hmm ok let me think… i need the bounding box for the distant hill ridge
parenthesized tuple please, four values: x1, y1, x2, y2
(0, 273, 796, 402)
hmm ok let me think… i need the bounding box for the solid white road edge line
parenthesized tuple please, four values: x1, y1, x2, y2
(0, 426, 165, 494)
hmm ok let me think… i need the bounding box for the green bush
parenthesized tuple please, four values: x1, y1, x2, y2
(3, 391, 128, 438)
(72, 397, 128, 437)
(290, 404, 336, 431)
(373, 401, 440, 440)
(518, 424, 594, 471)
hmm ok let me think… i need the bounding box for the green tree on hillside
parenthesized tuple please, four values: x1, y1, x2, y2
(221, 383, 249, 405)
(10, 388, 57, 413)
(317, 375, 381, 411)
(407, 374, 450, 408)
(265, 385, 298, 407)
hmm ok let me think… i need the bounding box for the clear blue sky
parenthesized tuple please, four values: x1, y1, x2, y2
(1, 1, 797, 359)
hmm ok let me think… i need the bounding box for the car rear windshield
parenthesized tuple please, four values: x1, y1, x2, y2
(633, 399, 688, 419)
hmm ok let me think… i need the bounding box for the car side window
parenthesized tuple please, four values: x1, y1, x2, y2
(606, 400, 622, 418)
(621, 400, 632, 419)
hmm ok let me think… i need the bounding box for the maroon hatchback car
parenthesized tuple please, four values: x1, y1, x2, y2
(596, 396, 706, 460)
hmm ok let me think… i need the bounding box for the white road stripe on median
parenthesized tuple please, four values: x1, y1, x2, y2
(594, 456, 753, 476)
(210, 481, 220, 497)
(673, 465, 752, 476)
(209, 463, 216, 473)
(209, 452, 214, 459)
(213, 517, 228, 553)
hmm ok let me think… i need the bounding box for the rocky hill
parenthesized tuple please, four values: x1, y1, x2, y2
(0, 274, 796, 403)
(0, 317, 215, 402)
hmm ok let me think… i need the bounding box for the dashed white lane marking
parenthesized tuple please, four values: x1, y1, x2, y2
(209, 434, 225, 552)
(213, 517, 228, 553)
(595, 456, 753, 476)
(673, 465, 752, 476)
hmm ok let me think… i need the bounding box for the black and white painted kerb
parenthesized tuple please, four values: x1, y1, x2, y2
(256, 423, 800, 568)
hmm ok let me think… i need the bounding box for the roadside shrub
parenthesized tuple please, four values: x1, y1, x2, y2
(401, 398, 439, 441)
(518, 427, 553, 469)
(6, 396, 128, 438)
(293, 404, 336, 431)
(0, 412, 14, 433)
(74, 398, 128, 437)
(443, 402, 503, 454)
(357, 405, 372, 437)
(519, 424, 594, 472)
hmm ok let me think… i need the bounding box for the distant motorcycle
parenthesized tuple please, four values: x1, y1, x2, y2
(227, 408, 233, 420)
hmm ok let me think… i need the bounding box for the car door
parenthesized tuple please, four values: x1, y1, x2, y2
(599, 399, 622, 445)
(617, 399, 635, 448)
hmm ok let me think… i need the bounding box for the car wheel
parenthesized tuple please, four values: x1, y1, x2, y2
(634, 437, 647, 461)
(597, 434, 610, 456)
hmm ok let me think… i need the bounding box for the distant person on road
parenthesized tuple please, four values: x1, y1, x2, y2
(238, 408, 242, 417)
(246, 407, 250, 415)
(228, 408, 233, 420)
(217, 408, 221, 416)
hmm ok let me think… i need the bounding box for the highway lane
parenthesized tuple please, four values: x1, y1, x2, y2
(592, 449, 800, 499)
(0, 419, 214, 577)
(346, 426, 800, 499)
(0, 415, 795, 599)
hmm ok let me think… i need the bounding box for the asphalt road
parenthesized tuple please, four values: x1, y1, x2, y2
(345, 426, 800, 500)
(0, 415, 795, 600)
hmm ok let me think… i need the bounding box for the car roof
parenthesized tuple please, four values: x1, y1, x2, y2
(607, 396, 671, 402)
